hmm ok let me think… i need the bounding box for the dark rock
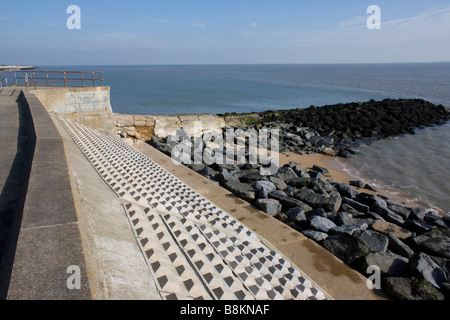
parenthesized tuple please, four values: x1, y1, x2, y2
(386, 233, 415, 258)
(308, 135, 323, 147)
(409, 207, 427, 221)
(410, 228, 450, 259)
(306, 208, 336, 221)
(322, 234, 372, 267)
(309, 216, 337, 233)
(353, 217, 374, 228)
(424, 213, 448, 229)
(358, 230, 389, 253)
(188, 163, 207, 172)
(365, 211, 386, 221)
(255, 198, 282, 217)
(309, 170, 326, 183)
(294, 189, 342, 212)
(440, 282, 450, 299)
(408, 252, 448, 289)
(291, 166, 310, 178)
(222, 181, 256, 202)
(252, 180, 276, 194)
(286, 177, 315, 189)
(212, 162, 240, 172)
(369, 197, 388, 214)
(364, 184, 377, 192)
(340, 203, 366, 217)
(382, 277, 445, 300)
(428, 255, 450, 280)
(276, 212, 290, 224)
(256, 188, 269, 199)
(275, 167, 298, 181)
(353, 192, 377, 206)
(334, 212, 355, 226)
(332, 182, 358, 199)
(285, 207, 307, 225)
(330, 224, 368, 236)
(284, 186, 295, 197)
(349, 180, 365, 188)
(382, 209, 406, 226)
(270, 189, 287, 197)
(229, 169, 246, 179)
(302, 230, 328, 242)
(268, 191, 313, 212)
(363, 251, 409, 277)
(240, 172, 269, 183)
(342, 197, 370, 213)
(387, 202, 411, 219)
(312, 165, 329, 174)
(198, 166, 219, 179)
(336, 149, 351, 158)
(403, 219, 435, 234)
(268, 176, 288, 190)
(443, 216, 450, 228)
(217, 169, 239, 184)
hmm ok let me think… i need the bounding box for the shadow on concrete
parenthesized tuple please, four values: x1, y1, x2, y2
(0, 91, 36, 299)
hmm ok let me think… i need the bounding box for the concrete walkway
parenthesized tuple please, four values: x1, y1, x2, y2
(0, 88, 26, 298)
(1, 90, 91, 299)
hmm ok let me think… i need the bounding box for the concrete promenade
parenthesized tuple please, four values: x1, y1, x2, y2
(0, 89, 90, 299)
(0, 88, 384, 300)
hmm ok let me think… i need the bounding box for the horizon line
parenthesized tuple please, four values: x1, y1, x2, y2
(21, 61, 450, 67)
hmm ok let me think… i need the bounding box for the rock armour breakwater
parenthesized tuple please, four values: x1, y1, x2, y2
(141, 99, 450, 300)
(115, 98, 449, 159)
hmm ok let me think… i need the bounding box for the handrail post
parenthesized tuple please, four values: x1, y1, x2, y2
(81, 72, 84, 87)
(46, 72, 49, 86)
(101, 72, 103, 87)
(5, 78, 7, 87)
(14, 72, 17, 85)
(64, 72, 67, 88)
(25, 73, 29, 90)
(33, 73, 36, 89)
(92, 72, 95, 87)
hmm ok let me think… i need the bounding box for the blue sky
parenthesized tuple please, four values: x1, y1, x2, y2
(1, 0, 450, 65)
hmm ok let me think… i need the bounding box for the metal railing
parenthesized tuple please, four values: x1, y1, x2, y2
(13, 71, 104, 89)
(0, 77, 7, 87)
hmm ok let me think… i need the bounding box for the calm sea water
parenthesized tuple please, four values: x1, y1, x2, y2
(12, 63, 450, 214)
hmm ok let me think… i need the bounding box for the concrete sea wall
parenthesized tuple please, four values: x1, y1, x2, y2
(112, 112, 263, 141)
(32, 87, 115, 135)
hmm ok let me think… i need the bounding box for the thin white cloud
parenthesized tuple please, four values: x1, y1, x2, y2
(250, 22, 258, 28)
(190, 22, 206, 28)
(292, 5, 450, 48)
(383, 6, 450, 28)
(0, 16, 9, 21)
(337, 16, 366, 29)
(45, 22, 56, 27)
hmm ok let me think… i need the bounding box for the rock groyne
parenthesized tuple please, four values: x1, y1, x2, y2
(139, 98, 450, 300)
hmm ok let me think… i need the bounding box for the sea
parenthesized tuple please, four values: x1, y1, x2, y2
(6, 63, 450, 214)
